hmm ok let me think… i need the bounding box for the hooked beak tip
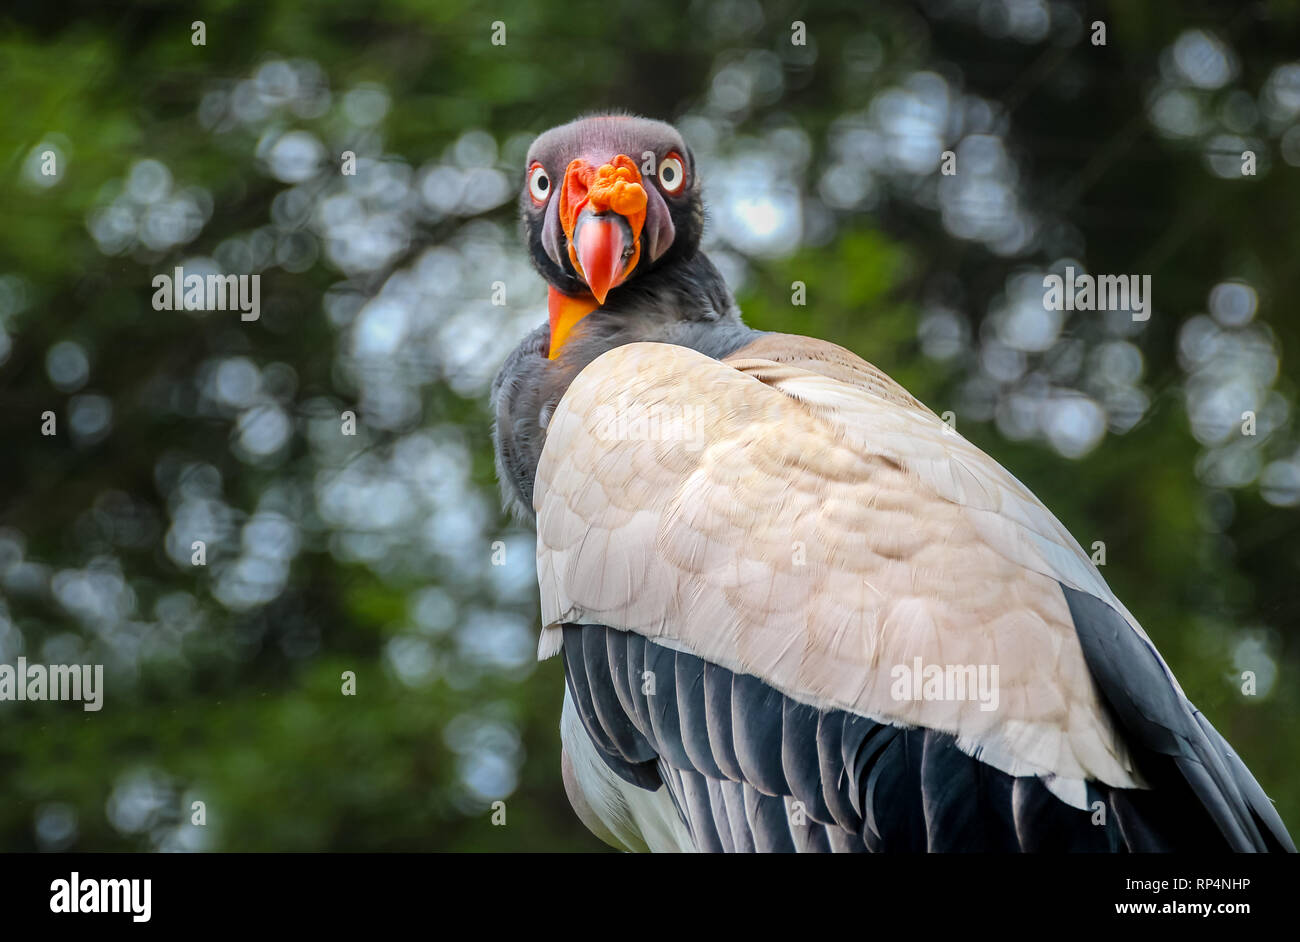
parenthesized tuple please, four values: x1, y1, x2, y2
(574, 213, 627, 306)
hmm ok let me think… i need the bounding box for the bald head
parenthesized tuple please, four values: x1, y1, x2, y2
(519, 113, 703, 304)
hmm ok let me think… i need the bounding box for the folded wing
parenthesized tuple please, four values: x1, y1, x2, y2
(535, 338, 1293, 852)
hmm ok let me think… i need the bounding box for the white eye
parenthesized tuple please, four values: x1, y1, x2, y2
(528, 164, 551, 204)
(657, 153, 686, 194)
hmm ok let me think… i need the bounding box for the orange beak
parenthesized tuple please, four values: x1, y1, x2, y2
(573, 218, 625, 306)
(559, 155, 648, 305)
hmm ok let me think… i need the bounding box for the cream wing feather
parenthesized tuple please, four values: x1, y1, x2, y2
(534, 337, 1146, 802)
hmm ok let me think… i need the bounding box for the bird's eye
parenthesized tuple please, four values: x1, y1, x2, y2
(528, 164, 551, 204)
(657, 153, 686, 195)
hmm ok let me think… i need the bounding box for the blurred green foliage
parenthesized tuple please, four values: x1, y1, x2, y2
(0, 0, 1297, 851)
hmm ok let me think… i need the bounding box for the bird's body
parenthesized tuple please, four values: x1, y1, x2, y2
(492, 114, 1295, 852)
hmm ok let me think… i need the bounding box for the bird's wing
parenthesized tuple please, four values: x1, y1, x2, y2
(535, 338, 1293, 852)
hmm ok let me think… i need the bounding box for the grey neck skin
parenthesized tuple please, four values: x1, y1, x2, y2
(492, 251, 762, 524)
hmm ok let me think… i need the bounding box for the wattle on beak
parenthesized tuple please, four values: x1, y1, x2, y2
(548, 155, 649, 359)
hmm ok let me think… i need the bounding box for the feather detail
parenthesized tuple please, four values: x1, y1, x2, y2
(535, 340, 1140, 788)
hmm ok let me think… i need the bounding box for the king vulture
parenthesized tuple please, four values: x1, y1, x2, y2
(491, 114, 1295, 853)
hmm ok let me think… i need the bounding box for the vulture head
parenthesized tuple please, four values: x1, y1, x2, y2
(521, 114, 703, 320)
(494, 114, 758, 521)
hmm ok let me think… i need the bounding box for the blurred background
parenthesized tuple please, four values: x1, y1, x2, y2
(1, 0, 1297, 851)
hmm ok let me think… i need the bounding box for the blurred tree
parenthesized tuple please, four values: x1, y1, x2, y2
(0, 0, 1295, 851)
